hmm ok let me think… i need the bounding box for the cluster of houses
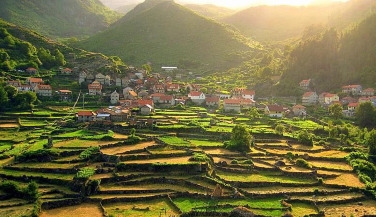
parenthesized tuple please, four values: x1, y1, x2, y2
(300, 79, 375, 117)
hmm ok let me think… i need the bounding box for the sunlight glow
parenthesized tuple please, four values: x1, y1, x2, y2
(177, 0, 350, 9)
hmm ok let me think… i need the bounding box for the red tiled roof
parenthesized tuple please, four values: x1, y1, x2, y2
(77, 111, 94, 116)
(303, 92, 316, 97)
(348, 102, 358, 107)
(160, 95, 173, 101)
(37, 84, 52, 90)
(137, 99, 153, 106)
(242, 90, 255, 95)
(267, 105, 285, 112)
(189, 91, 203, 97)
(29, 77, 43, 83)
(224, 99, 242, 104)
(206, 97, 220, 103)
(293, 104, 306, 109)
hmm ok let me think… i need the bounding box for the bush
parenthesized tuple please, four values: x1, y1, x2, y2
(296, 130, 313, 146)
(16, 149, 59, 162)
(75, 167, 95, 180)
(189, 152, 210, 163)
(295, 158, 312, 169)
(79, 146, 100, 160)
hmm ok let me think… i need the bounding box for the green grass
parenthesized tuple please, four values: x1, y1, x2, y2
(159, 136, 192, 147)
(280, 119, 322, 130)
(187, 139, 223, 147)
(217, 171, 316, 184)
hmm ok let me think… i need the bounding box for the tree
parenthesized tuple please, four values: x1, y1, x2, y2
(355, 101, 375, 128)
(329, 103, 343, 119)
(297, 130, 313, 146)
(225, 124, 254, 152)
(0, 85, 9, 111)
(275, 124, 285, 136)
(365, 130, 376, 156)
(54, 49, 66, 66)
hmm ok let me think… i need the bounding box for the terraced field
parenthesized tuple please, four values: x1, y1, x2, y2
(0, 135, 375, 217)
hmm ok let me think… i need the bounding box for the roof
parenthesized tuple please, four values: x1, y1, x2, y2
(59, 89, 71, 93)
(160, 95, 173, 101)
(26, 67, 37, 71)
(363, 88, 374, 92)
(29, 77, 43, 83)
(77, 111, 94, 116)
(224, 99, 242, 105)
(62, 68, 72, 71)
(348, 102, 359, 107)
(151, 93, 165, 97)
(242, 90, 255, 95)
(343, 84, 362, 89)
(206, 97, 220, 103)
(37, 84, 52, 90)
(166, 83, 180, 89)
(138, 99, 153, 106)
(300, 79, 311, 85)
(303, 92, 316, 97)
(129, 90, 137, 97)
(293, 104, 306, 109)
(189, 91, 203, 97)
(267, 105, 285, 112)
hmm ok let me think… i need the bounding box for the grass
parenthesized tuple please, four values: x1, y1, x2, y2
(217, 171, 316, 184)
(53, 139, 111, 148)
(159, 136, 192, 147)
(187, 139, 223, 147)
(0, 168, 74, 181)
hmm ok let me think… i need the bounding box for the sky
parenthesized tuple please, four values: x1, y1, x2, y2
(177, 0, 350, 9)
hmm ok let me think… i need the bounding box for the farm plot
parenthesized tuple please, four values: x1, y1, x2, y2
(101, 141, 158, 155)
(40, 203, 103, 217)
(123, 156, 193, 164)
(317, 200, 376, 217)
(103, 198, 179, 217)
(217, 171, 317, 184)
(54, 139, 111, 148)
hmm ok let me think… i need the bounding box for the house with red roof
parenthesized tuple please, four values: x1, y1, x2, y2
(60, 68, 72, 75)
(223, 99, 242, 113)
(26, 67, 38, 74)
(188, 91, 205, 105)
(76, 111, 96, 122)
(319, 93, 339, 105)
(58, 90, 72, 101)
(302, 92, 318, 105)
(35, 84, 52, 97)
(27, 77, 44, 87)
(88, 81, 102, 95)
(292, 104, 306, 117)
(265, 105, 286, 118)
(342, 85, 362, 96)
(166, 83, 180, 92)
(205, 97, 220, 107)
(7, 80, 21, 87)
(153, 84, 165, 93)
(362, 88, 374, 97)
(299, 79, 311, 90)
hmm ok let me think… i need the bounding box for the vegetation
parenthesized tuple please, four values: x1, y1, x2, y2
(225, 124, 254, 152)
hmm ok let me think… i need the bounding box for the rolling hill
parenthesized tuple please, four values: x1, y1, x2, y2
(221, 0, 376, 42)
(77, 0, 261, 70)
(0, 0, 120, 39)
(184, 4, 235, 20)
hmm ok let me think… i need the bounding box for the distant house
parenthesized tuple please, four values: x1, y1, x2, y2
(223, 99, 242, 113)
(299, 79, 311, 90)
(58, 89, 72, 101)
(292, 104, 306, 117)
(362, 88, 374, 97)
(161, 66, 177, 72)
(166, 83, 180, 92)
(205, 97, 220, 107)
(302, 92, 318, 106)
(319, 93, 339, 105)
(95, 73, 106, 85)
(342, 85, 362, 96)
(241, 99, 256, 109)
(140, 104, 154, 115)
(347, 102, 358, 112)
(27, 77, 44, 87)
(35, 84, 52, 97)
(7, 80, 21, 87)
(18, 84, 33, 92)
(105, 75, 111, 85)
(153, 84, 165, 94)
(241, 90, 256, 100)
(265, 105, 285, 118)
(215, 92, 231, 99)
(110, 90, 120, 104)
(88, 81, 102, 95)
(26, 67, 37, 74)
(76, 111, 96, 122)
(78, 71, 87, 84)
(188, 91, 205, 105)
(341, 96, 357, 105)
(60, 68, 72, 75)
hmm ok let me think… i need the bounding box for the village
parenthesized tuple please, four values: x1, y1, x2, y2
(4, 67, 375, 125)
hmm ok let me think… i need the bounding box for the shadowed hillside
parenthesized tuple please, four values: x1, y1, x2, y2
(0, 0, 120, 39)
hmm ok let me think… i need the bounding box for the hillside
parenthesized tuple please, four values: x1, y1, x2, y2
(184, 4, 235, 20)
(77, 0, 261, 70)
(0, 0, 120, 39)
(222, 0, 376, 42)
(0, 19, 127, 74)
(276, 12, 376, 95)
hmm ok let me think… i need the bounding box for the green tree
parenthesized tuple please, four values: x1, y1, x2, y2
(225, 124, 254, 152)
(297, 130, 313, 146)
(275, 124, 285, 135)
(365, 130, 376, 156)
(355, 101, 375, 128)
(54, 49, 66, 66)
(329, 103, 343, 119)
(0, 85, 9, 111)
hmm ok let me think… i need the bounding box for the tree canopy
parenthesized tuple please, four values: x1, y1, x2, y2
(225, 124, 254, 152)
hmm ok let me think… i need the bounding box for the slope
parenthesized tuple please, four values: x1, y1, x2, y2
(0, 0, 120, 39)
(222, 0, 376, 42)
(184, 4, 235, 20)
(276, 12, 376, 96)
(0, 18, 127, 74)
(77, 0, 261, 70)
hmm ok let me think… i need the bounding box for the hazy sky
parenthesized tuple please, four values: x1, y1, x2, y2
(177, 0, 350, 9)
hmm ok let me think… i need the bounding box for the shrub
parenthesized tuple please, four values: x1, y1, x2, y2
(231, 159, 238, 164)
(75, 167, 95, 180)
(190, 152, 211, 163)
(295, 158, 312, 169)
(16, 149, 59, 162)
(297, 130, 313, 146)
(79, 146, 100, 160)
(317, 177, 323, 185)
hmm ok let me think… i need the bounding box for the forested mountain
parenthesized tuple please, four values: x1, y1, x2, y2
(222, 0, 376, 42)
(0, 0, 120, 39)
(77, 0, 261, 70)
(0, 19, 127, 73)
(276, 12, 376, 96)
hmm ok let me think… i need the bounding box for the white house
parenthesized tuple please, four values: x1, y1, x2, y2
(35, 84, 52, 97)
(110, 90, 120, 104)
(302, 92, 318, 105)
(188, 91, 205, 105)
